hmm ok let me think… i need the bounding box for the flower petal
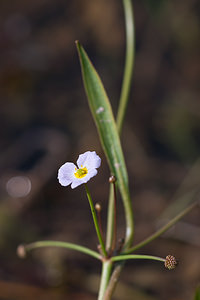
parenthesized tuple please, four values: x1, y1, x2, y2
(71, 169, 98, 189)
(84, 168, 98, 181)
(58, 162, 76, 186)
(77, 151, 101, 170)
(71, 179, 84, 189)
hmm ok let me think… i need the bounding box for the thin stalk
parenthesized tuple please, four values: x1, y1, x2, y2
(111, 180, 117, 253)
(98, 260, 113, 300)
(106, 0, 135, 253)
(122, 190, 134, 251)
(96, 204, 104, 241)
(117, 0, 135, 134)
(85, 184, 107, 257)
(126, 201, 198, 254)
(106, 187, 115, 251)
(20, 240, 101, 260)
(103, 263, 124, 300)
(100, 0, 135, 297)
(112, 254, 165, 263)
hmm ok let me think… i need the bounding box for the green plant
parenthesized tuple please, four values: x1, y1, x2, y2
(17, 1, 199, 299)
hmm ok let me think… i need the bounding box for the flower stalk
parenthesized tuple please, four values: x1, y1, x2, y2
(95, 203, 104, 241)
(111, 254, 165, 263)
(17, 240, 101, 260)
(107, 176, 118, 254)
(85, 184, 107, 257)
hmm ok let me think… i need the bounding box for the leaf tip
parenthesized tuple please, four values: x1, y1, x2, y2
(75, 40, 81, 52)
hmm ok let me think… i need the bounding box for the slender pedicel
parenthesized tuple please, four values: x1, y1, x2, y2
(85, 184, 107, 257)
(109, 176, 118, 254)
(17, 241, 102, 261)
(95, 202, 104, 243)
(111, 254, 166, 263)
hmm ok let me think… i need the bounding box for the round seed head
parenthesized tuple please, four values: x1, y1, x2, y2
(164, 255, 177, 270)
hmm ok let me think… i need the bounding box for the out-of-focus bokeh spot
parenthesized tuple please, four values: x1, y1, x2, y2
(6, 176, 32, 198)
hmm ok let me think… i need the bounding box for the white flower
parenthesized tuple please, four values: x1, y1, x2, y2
(58, 151, 101, 189)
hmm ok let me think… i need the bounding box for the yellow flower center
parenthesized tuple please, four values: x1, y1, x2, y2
(74, 166, 88, 178)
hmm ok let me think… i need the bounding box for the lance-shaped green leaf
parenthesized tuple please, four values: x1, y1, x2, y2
(76, 41, 134, 248)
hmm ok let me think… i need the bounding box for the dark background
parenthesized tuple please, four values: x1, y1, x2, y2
(0, 0, 200, 299)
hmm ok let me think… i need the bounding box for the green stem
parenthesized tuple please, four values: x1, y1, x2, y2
(122, 190, 134, 251)
(106, 187, 115, 251)
(22, 240, 101, 260)
(117, 0, 135, 134)
(126, 201, 198, 254)
(111, 180, 117, 253)
(99, 0, 135, 297)
(103, 253, 165, 299)
(103, 263, 124, 300)
(118, 0, 135, 251)
(106, 0, 135, 254)
(85, 184, 107, 257)
(98, 260, 113, 300)
(111, 254, 165, 263)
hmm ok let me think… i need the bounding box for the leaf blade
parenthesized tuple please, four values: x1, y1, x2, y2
(76, 41, 134, 247)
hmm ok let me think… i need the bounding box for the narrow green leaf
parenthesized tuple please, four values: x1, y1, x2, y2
(76, 41, 134, 248)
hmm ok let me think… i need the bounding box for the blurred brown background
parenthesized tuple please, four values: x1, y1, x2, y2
(0, 0, 200, 299)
